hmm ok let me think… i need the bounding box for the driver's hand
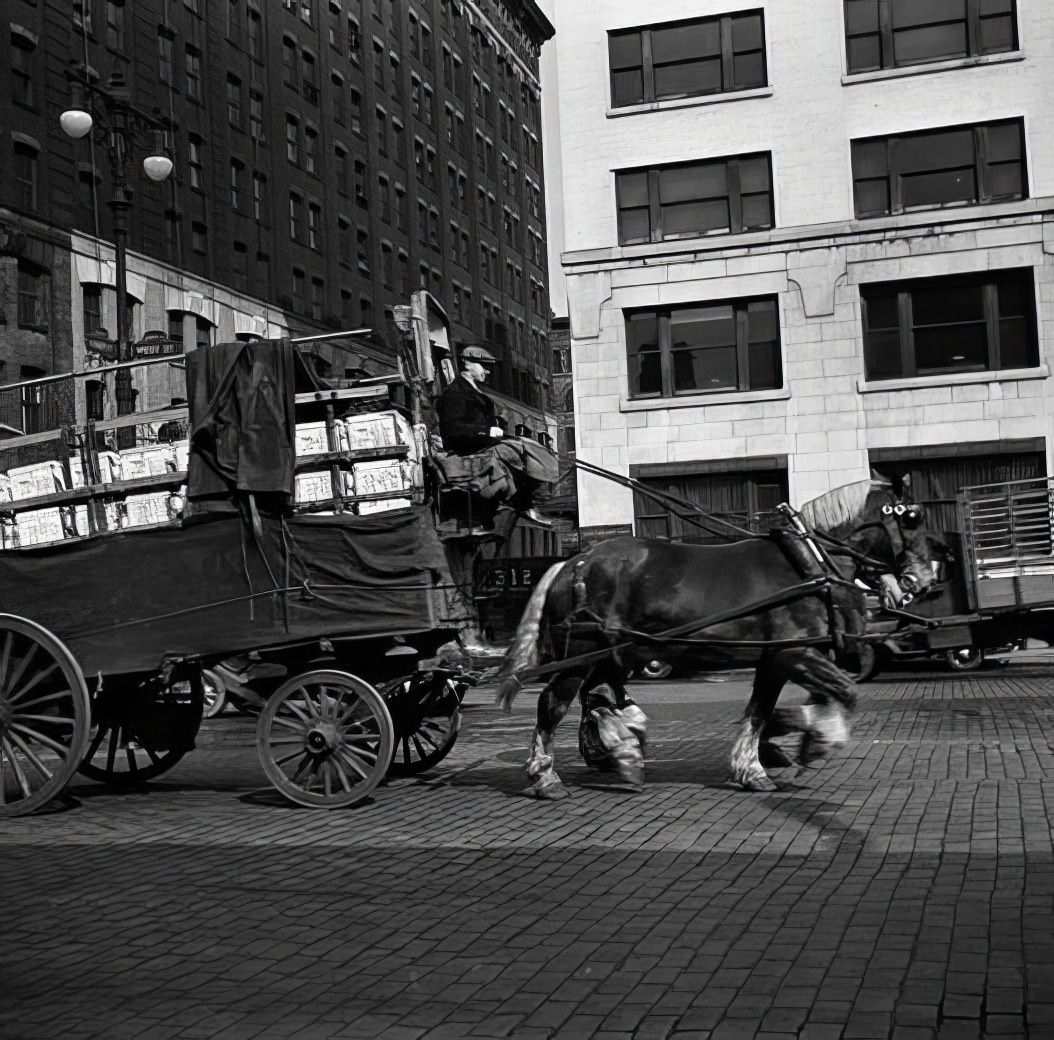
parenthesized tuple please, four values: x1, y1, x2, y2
(488, 426, 504, 438)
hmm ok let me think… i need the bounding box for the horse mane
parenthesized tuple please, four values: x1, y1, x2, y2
(799, 478, 892, 536)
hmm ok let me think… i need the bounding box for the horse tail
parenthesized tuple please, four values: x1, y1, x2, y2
(495, 560, 566, 712)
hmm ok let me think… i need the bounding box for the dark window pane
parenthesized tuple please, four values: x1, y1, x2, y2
(986, 163, 1023, 199)
(619, 207, 651, 243)
(747, 299, 778, 342)
(609, 32, 643, 69)
(855, 178, 890, 216)
(627, 312, 661, 395)
(741, 194, 773, 229)
(685, 163, 729, 199)
(865, 329, 905, 379)
(672, 305, 735, 348)
(673, 346, 737, 392)
(902, 167, 976, 208)
(914, 323, 987, 372)
(612, 69, 644, 106)
(894, 23, 967, 64)
(912, 282, 984, 324)
(732, 51, 765, 88)
(998, 318, 1032, 369)
(618, 171, 650, 207)
(901, 128, 973, 171)
(845, 0, 880, 34)
(865, 293, 899, 330)
(654, 58, 722, 98)
(732, 13, 764, 51)
(980, 0, 1014, 13)
(652, 21, 720, 62)
(848, 35, 882, 72)
(747, 340, 780, 389)
(636, 351, 663, 395)
(660, 165, 705, 203)
(738, 156, 771, 193)
(997, 279, 1026, 317)
(663, 199, 728, 236)
(986, 122, 1022, 161)
(891, 0, 966, 29)
(980, 16, 1014, 52)
(627, 312, 659, 353)
(853, 139, 888, 177)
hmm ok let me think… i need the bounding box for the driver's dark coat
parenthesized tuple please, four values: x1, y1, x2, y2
(437, 374, 502, 453)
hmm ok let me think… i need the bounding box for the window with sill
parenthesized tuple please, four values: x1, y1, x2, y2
(616, 153, 773, 245)
(11, 33, 36, 107)
(185, 46, 202, 101)
(626, 297, 782, 399)
(844, 0, 1018, 75)
(861, 267, 1038, 381)
(852, 118, 1026, 217)
(608, 10, 767, 108)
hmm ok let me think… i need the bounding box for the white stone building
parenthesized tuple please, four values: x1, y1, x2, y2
(545, 0, 1054, 542)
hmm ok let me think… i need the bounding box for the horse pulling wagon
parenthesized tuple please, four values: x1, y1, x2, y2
(0, 293, 499, 817)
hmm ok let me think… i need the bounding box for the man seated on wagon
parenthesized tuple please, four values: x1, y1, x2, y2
(435, 344, 558, 524)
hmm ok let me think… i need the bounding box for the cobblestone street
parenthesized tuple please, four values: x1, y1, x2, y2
(2, 666, 1053, 1040)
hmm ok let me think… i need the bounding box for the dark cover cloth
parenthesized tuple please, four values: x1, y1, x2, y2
(0, 507, 447, 676)
(436, 375, 501, 453)
(186, 338, 297, 507)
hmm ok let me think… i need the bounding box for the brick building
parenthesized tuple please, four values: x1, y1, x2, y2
(0, 0, 555, 438)
(545, 0, 1054, 542)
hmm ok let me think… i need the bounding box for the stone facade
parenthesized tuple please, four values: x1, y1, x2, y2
(547, 0, 1054, 534)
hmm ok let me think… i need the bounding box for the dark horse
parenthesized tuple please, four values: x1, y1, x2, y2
(496, 479, 937, 799)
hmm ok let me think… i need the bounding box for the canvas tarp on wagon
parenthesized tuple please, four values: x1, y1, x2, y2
(0, 505, 446, 676)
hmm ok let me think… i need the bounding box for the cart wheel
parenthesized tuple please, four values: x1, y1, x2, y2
(257, 670, 394, 809)
(0, 614, 91, 817)
(384, 674, 461, 777)
(79, 671, 203, 786)
(201, 669, 227, 719)
(946, 647, 983, 672)
(639, 658, 674, 681)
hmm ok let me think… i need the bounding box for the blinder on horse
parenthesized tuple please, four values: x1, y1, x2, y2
(876, 500, 932, 606)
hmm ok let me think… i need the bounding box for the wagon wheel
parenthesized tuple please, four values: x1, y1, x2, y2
(257, 670, 394, 809)
(383, 674, 461, 777)
(946, 647, 983, 672)
(0, 614, 91, 817)
(201, 669, 227, 719)
(79, 671, 204, 786)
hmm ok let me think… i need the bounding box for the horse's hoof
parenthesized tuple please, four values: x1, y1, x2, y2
(523, 781, 569, 800)
(759, 741, 795, 768)
(732, 771, 778, 793)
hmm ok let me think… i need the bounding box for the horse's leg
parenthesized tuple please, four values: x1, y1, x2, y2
(729, 655, 786, 792)
(610, 670, 648, 757)
(765, 647, 855, 768)
(524, 675, 581, 800)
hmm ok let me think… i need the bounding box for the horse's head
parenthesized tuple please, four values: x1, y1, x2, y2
(801, 480, 938, 604)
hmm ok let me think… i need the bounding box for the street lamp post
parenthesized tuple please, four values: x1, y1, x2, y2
(60, 70, 174, 446)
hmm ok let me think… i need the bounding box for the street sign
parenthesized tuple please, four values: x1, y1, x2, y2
(134, 330, 180, 359)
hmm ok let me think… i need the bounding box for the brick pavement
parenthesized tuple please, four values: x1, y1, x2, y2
(1, 668, 1052, 1040)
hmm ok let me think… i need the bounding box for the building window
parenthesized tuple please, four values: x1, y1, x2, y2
(608, 11, 766, 108)
(83, 285, 103, 339)
(185, 46, 202, 101)
(230, 160, 244, 208)
(191, 222, 208, 254)
(283, 36, 299, 88)
(292, 268, 306, 311)
(289, 192, 303, 241)
(302, 51, 318, 103)
(13, 140, 38, 209)
(11, 33, 35, 107)
(167, 311, 185, 351)
(862, 267, 1037, 381)
(249, 91, 265, 141)
(17, 262, 47, 330)
(348, 16, 361, 63)
(232, 241, 248, 289)
(626, 296, 781, 399)
(226, 75, 242, 127)
(195, 317, 213, 350)
(247, 8, 262, 59)
(20, 366, 47, 434)
(381, 242, 393, 288)
(253, 171, 266, 220)
(616, 153, 773, 244)
(357, 229, 370, 275)
(305, 127, 319, 174)
(308, 202, 321, 249)
(350, 88, 363, 134)
(106, 0, 125, 50)
(354, 159, 367, 204)
(852, 118, 1026, 218)
(286, 115, 299, 163)
(188, 135, 204, 190)
(159, 34, 174, 84)
(845, 0, 1018, 75)
(338, 219, 352, 265)
(310, 278, 323, 321)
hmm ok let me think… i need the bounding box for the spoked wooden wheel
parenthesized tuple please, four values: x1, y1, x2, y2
(79, 672, 204, 786)
(257, 670, 394, 809)
(384, 674, 461, 777)
(0, 615, 91, 817)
